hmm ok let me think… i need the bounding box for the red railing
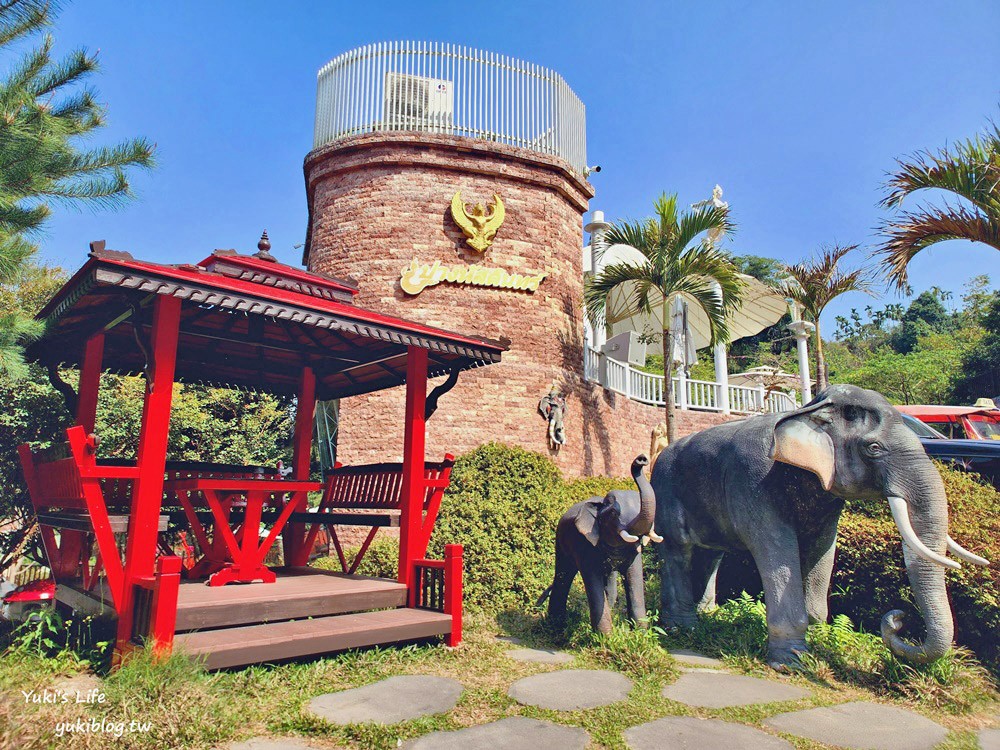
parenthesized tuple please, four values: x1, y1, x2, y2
(412, 544, 463, 646)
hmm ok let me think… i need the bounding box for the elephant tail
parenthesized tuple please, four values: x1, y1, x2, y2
(535, 585, 553, 608)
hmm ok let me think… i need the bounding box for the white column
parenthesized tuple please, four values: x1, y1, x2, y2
(677, 367, 688, 410)
(585, 210, 613, 352)
(787, 320, 815, 404)
(713, 342, 730, 414)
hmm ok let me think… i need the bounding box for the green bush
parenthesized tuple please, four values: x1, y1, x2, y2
(428, 443, 633, 613)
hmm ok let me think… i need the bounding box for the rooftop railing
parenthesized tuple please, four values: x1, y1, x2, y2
(314, 42, 587, 174)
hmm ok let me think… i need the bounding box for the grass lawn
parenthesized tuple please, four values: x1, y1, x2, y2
(1, 592, 997, 750)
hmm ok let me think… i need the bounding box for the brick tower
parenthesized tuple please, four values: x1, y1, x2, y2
(303, 43, 714, 476)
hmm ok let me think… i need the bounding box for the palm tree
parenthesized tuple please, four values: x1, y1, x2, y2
(782, 245, 872, 391)
(877, 120, 1000, 290)
(585, 193, 744, 443)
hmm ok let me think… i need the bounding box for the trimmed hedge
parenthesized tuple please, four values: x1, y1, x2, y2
(427, 442, 632, 612)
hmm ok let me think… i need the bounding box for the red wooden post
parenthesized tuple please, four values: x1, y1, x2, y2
(76, 332, 104, 433)
(398, 346, 428, 587)
(444, 544, 463, 646)
(285, 366, 315, 565)
(115, 296, 180, 652)
(149, 555, 181, 657)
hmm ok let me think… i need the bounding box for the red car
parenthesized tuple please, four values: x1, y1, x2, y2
(896, 404, 1000, 441)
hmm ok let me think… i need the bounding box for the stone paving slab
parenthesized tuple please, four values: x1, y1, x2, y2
(763, 701, 948, 750)
(226, 738, 324, 750)
(662, 671, 809, 708)
(508, 669, 633, 711)
(506, 647, 574, 665)
(668, 649, 725, 669)
(496, 635, 522, 645)
(625, 716, 793, 750)
(978, 728, 1000, 750)
(307, 675, 463, 725)
(404, 717, 589, 750)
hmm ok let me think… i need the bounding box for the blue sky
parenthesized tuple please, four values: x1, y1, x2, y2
(33, 0, 1000, 331)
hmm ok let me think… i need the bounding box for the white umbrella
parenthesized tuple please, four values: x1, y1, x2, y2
(596, 243, 789, 349)
(669, 297, 698, 370)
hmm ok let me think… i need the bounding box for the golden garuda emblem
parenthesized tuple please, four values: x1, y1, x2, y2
(450, 191, 505, 253)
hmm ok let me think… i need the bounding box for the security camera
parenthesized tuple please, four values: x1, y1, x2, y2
(584, 165, 602, 177)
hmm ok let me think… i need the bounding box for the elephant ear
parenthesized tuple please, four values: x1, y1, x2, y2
(771, 399, 836, 491)
(574, 500, 603, 546)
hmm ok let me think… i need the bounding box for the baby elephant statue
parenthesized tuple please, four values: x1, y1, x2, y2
(539, 455, 662, 634)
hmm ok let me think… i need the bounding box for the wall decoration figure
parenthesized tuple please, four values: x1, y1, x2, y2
(450, 191, 505, 253)
(538, 388, 567, 451)
(649, 422, 669, 468)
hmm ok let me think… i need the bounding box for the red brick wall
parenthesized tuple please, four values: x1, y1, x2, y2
(305, 133, 735, 478)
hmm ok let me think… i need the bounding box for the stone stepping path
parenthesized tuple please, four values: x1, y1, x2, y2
(663, 671, 809, 709)
(980, 729, 1000, 750)
(506, 646, 574, 665)
(764, 701, 948, 750)
(508, 669, 633, 711)
(669, 649, 724, 669)
(625, 716, 793, 750)
(226, 739, 323, 750)
(307, 675, 463, 725)
(405, 717, 588, 749)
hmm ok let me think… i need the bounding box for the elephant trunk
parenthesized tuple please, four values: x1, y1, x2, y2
(626, 455, 656, 537)
(880, 458, 955, 664)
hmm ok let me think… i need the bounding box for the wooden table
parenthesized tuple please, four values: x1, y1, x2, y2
(164, 477, 321, 586)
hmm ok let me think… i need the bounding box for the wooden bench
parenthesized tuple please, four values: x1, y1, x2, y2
(18, 427, 145, 609)
(296, 456, 455, 574)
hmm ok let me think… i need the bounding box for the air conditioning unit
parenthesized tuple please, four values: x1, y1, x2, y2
(602, 330, 646, 367)
(383, 73, 454, 132)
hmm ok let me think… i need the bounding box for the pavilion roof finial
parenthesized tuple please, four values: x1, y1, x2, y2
(254, 230, 276, 262)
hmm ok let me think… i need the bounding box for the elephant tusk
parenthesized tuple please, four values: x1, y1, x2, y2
(641, 535, 650, 546)
(886, 496, 960, 570)
(647, 530, 664, 543)
(619, 529, 640, 543)
(947, 536, 990, 566)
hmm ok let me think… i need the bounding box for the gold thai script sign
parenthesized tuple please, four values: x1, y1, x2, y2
(400, 258, 547, 296)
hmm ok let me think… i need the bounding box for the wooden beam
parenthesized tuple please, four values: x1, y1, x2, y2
(116, 295, 180, 654)
(398, 346, 428, 587)
(75, 333, 104, 433)
(285, 367, 316, 566)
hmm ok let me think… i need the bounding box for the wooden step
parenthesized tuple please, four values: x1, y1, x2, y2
(175, 569, 407, 631)
(173, 608, 452, 670)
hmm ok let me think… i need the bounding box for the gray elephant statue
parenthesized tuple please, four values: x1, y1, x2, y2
(539, 455, 662, 634)
(652, 384, 989, 668)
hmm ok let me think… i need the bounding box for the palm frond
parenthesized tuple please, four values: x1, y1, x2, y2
(881, 127, 1000, 214)
(782, 244, 873, 319)
(584, 260, 654, 328)
(674, 205, 733, 253)
(876, 204, 1000, 289)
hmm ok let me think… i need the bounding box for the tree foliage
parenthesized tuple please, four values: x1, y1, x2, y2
(0, 0, 154, 377)
(829, 276, 994, 404)
(781, 244, 873, 390)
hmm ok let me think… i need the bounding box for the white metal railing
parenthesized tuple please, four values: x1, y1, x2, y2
(314, 42, 587, 173)
(584, 346, 799, 415)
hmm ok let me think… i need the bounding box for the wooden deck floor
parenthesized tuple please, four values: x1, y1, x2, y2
(175, 567, 408, 631)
